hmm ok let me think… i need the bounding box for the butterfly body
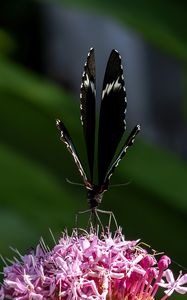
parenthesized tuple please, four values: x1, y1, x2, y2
(56, 48, 140, 209)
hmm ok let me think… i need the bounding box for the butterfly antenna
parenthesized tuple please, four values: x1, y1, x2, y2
(171, 259, 187, 272)
(110, 180, 132, 187)
(66, 178, 84, 186)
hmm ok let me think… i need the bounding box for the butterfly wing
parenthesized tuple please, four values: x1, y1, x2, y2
(56, 119, 88, 184)
(80, 48, 96, 182)
(98, 49, 127, 184)
(104, 124, 140, 184)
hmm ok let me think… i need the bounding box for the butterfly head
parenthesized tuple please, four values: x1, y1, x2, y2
(86, 182, 108, 209)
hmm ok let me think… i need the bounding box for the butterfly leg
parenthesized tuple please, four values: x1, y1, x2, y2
(75, 208, 105, 232)
(75, 208, 118, 232)
(75, 209, 91, 228)
(96, 209, 118, 230)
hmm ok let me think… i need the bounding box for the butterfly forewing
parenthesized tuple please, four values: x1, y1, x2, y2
(98, 50, 127, 184)
(56, 119, 88, 184)
(80, 48, 96, 182)
(104, 124, 140, 184)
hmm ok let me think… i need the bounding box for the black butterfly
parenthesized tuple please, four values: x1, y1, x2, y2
(56, 48, 140, 210)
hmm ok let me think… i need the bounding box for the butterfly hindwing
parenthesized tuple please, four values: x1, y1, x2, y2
(80, 48, 96, 181)
(98, 50, 127, 184)
(104, 124, 141, 184)
(56, 119, 88, 183)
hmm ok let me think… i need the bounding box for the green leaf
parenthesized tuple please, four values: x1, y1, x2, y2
(0, 58, 72, 114)
(122, 140, 187, 212)
(0, 143, 77, 255)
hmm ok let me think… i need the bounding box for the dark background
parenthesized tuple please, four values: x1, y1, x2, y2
(0, 1, 187, 298)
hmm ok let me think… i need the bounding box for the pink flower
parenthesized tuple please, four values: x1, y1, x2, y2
(1, 229, 187, 300)
(158, 269, 187, 296)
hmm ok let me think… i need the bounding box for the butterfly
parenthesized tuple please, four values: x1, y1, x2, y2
(56, 48, 140, 210)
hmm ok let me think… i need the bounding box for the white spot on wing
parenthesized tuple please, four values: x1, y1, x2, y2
(102, 76, 121, 99)
(83, 73, 90, 88)
(82, 73, 96, 96)
(113, 77, 121, 90)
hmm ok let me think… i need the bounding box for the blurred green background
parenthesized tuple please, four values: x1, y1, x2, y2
(0, 1, 187, 298)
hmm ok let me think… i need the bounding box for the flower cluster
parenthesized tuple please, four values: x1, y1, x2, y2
(1, 229, 187, 300)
